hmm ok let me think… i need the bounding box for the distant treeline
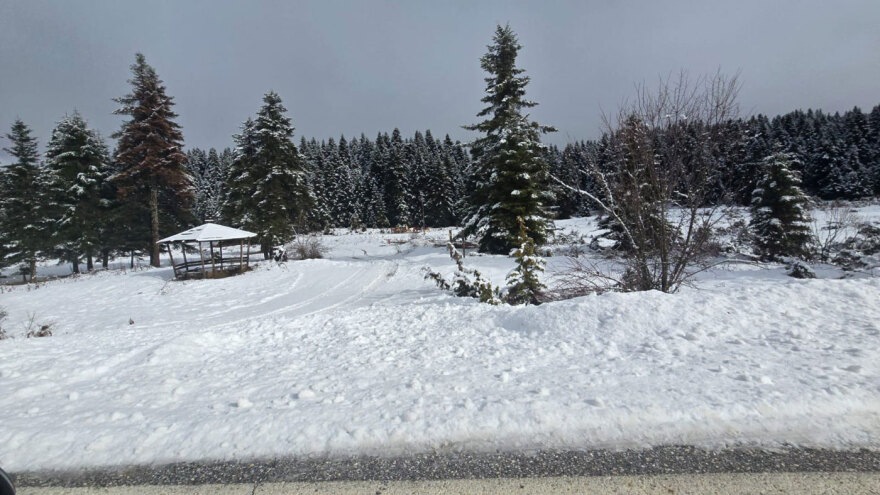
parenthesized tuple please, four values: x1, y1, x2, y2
(188, 104, 880, 229)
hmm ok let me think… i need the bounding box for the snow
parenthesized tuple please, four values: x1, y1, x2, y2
(158, 223, 257, 243)
(1, 206, 879, 472)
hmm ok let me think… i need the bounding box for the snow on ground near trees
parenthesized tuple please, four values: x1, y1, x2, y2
(1, 206, 879, 471)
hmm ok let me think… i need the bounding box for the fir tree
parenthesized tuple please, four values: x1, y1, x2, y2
(112, 53, 193, 267)
(386, 128, 411, 226)
(505, 217, 546, 305)
(0, 119, 45, 280)
(463, 24, 555, 254)
(223, 92, 313, 257)
(424, 142, 459, 227)
(187, 147, 230, 223)
(750, 151, 812, 260)
(44, 112, 111, 272)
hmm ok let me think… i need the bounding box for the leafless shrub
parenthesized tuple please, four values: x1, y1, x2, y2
(24, 312, 54, 338)
(553, 230, 589, 258)
(553, 71, 742, 293)
(832, 222, 880, 272)
(551, 257, 623, 298)
(0, 308, 8, 340)
(288, 235, 329, 260)
(810, 202, 862, 262)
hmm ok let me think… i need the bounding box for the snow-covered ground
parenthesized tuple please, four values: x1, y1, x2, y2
(1, 206, 879, 472)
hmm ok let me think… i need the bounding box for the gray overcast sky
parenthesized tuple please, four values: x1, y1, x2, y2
(1, 0, 879, 161)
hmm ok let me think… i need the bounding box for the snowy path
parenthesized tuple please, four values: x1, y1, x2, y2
(1, 230, 879, 472)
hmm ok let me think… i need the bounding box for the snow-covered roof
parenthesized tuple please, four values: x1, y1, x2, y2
(158, 223, 257, 243)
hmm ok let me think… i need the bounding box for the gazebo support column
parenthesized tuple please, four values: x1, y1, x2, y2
(219, 241, 224, 270)
(239, 240, 244, 272)
(181, 244, 189, 277)
(198, 241, 206, 279)
(245, 239, 250, 269)
(166, 243, 178, 279)
(209, 241, 217, 276)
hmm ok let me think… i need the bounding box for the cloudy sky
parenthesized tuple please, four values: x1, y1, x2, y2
(1, 0, 878, 160)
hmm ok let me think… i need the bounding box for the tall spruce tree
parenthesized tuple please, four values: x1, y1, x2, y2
(0, 119, 45, 280)
(112, 53, 193, 267)
(463, 24, 555, 254)
(750, 151, 812, 260)
(44, 112, 111, 272)
(223, 92, 313, 257)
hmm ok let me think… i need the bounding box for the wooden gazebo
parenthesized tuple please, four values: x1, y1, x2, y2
(158, 223, 257, 279)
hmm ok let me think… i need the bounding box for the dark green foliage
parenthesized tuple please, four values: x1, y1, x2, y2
(223, 92, 314, 257)
(44, 112, 111, 272)
(505, 217, 546, 305)
(112, 53, 193, 267)
(0, 119, 46, 280)
(424, 233, 501, 305)
(187, 147, 232, 223)
(462, 24, 555, 254)
(750, 152, 812, 259)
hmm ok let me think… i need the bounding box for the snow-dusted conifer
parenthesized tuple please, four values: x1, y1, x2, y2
(113, 53, 193, 267)
(44, 112, 111, 272)
(386, 128, 411, 226)
(224, 92, 314, 257)
(750, 151, 812, 259)
(463, 24, 555, 254)
(0, 119, 45, 280)
(505, 217, 546, 305)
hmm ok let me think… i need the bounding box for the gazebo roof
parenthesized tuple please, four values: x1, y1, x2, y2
(158, 223, 257, 244)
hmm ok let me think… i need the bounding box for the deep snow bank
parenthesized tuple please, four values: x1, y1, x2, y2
(1, 253, 878, 471)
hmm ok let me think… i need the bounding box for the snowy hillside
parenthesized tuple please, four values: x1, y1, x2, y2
(1, 207, 879, 472)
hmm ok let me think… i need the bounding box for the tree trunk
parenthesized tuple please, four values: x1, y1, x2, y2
(29, 257, 37, 283)
(149, 184, 161, 267)
(72, 255, 80, 274)
(102, 249, 109, 269)
(87, 251, 94, 272)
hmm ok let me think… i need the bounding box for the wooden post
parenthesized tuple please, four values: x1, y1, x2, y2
(219, 241, 224, 270)
(209, 241, 217, 276)
(181, 244, 189, 277)
(198, 241, 206, 278)
(245, 239, 250, 268)
(239, 240, 244, 271)
(166, 243, 178, 279)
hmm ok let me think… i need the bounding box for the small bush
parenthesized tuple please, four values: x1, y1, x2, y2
(24, 312, 55, 338)
(786, 260, 816, 279)
(289, 235, 329, 260)
(424, 236, 501, 305)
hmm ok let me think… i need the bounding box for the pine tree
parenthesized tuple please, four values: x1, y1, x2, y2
(750, 151, 812, 260)
(424, 142, 459, 227)
(223, 92, 313, 257)
(386, 128, 411, 226)
(463, 24, 555, 254)
(868, 104, 880, 194)
(187, 147, 230, 223)
(505, 217, 546, 305)
(0, 120, 46, 280)
(44, 112, 111, 272)
(112, 53, 193, 267)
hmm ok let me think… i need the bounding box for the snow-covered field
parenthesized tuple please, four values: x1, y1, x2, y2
(1, 206, 879, 472)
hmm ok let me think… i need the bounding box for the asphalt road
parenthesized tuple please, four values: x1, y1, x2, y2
(13, 472, 880, 494)
(8, 446, 880, 491)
